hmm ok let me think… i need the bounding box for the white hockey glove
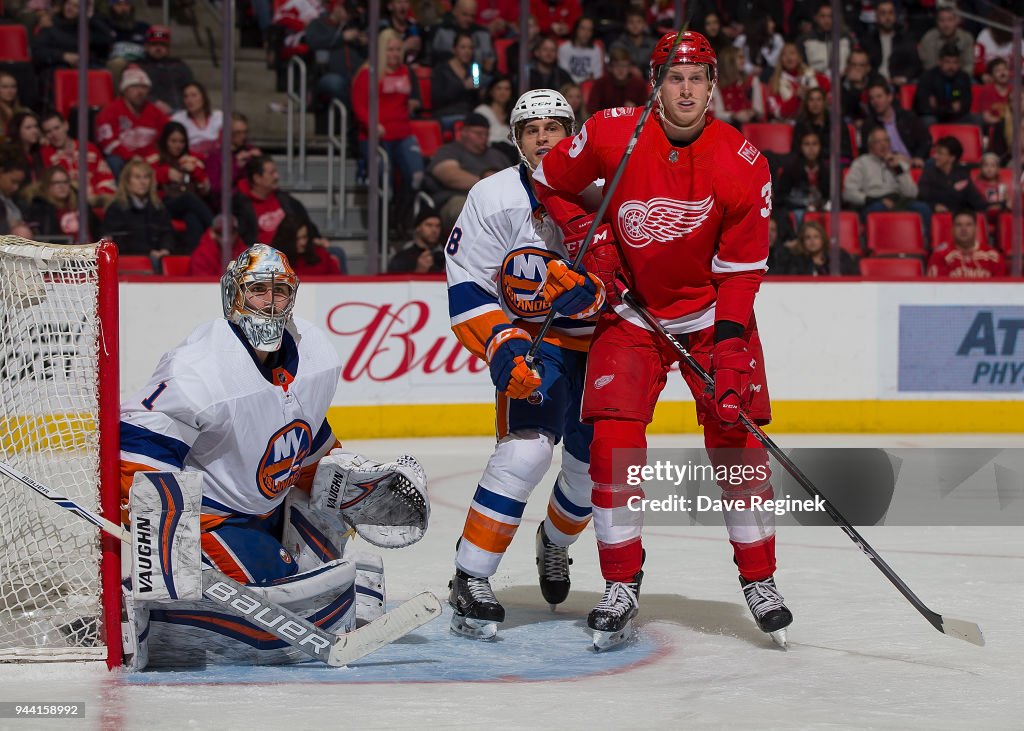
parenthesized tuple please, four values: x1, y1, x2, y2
(311, 451, 429, 548)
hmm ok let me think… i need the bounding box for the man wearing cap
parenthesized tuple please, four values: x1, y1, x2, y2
(94, 67, 170, 178)
(422, 112, 509, 237)
(137, 25, 195, 113)
(387, 208, 444, 273)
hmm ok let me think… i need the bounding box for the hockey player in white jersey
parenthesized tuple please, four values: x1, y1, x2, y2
(445, 90, 605, 638)
(119, 244, 430, 668)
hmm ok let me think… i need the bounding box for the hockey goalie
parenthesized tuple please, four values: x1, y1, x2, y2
(118, 243, 430, 668)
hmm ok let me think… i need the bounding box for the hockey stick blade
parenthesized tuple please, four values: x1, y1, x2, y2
(327, 591, 443, 666)
(939, 616, 985, 647)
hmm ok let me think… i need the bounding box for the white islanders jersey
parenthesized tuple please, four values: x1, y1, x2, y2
(445, 164, 596, 361)
(120, 317, 341, 527)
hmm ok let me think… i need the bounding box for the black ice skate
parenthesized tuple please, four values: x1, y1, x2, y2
(740, 575, 794, 648)
(536, 524, 572, 609)
(449, 569, 505, 639)
(588, 571, 643, 651)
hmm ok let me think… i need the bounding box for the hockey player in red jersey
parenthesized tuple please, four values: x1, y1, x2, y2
(533, 31, 793, 648)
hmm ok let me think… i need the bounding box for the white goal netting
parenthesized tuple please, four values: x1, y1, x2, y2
(0, 237, 117, 662)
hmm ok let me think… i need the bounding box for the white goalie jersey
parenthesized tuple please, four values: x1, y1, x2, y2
(445, 164, 597, 361)
(120, 317, 341, 526)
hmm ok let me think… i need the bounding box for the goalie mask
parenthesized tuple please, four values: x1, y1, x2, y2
(510, 89, 575, 169)
(221, 243, 299, 352)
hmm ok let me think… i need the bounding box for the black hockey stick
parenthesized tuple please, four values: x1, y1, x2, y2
(619, 289, 985, 647)
(524, 26, 691, 369)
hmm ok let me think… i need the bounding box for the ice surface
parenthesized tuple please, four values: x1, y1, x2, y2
(0, 434, 1020, 730)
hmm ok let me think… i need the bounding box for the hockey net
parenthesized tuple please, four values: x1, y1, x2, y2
(0, 237, 121, 666)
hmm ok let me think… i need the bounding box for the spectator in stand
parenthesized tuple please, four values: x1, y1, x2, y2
(94, 67, 170, 179)
(767, 43, 827, 122)
(271, 215, 343, 276)
(843, 127, 931, 233)
(474, 75, 515, 162)
(24, 165, 96, 242)
(209, 111, 263, 195)
(587, 47, 647, 111)
(502, 15, 540, 86)
(733, 10, 784, 84)
(103, 0, 149, 87)
(233, 155, 327, 250)
(6, 111, 44, 183)
(918, 7, 974, 72)
(0, 74, 26, 145)
(353, 28, 424, 235)
(696, 12, 730, 56)
(560, 81, 590, 125)
(839, 49, 882, 126)
(973, 153, 1009, 225)
(40, 111, 116, 208)
(388, 207, 444, 273)
(978, 59, 1011, 127)
(136, 25, 194, 114)
(188, 214, 246, 276)
(421, 113, 508, 236)
(798, 2, 851, 75)
(793, 87, 852, 163)
(31, 0, 113, 90)
(151, 121, 213, 252)
(974, 8, 1023, 79)
(713, 47, 764, 128)
(475, 0, 518, 39)
(530, 0, 580, 38)
(914, 43, 974, 125)
(766, 212, 799, 274)
(306, 0, 367, 109)
(862, 0, 921, 86)
(609, 9, 657, 73)
(528, 36, 573, 93)
(102, 157, 176, 262)
(432, 32, 482, 132)
(432, 0, 496, 77)
(989, 90, 1024, 165)
(777, 131, 830, 226)
(927, 210, 1006, 278)
(171, 82, 223, 162)
(0, 150, 32, 238)
(557, 16, 604, 84)
(783, 220, 859, 276)
(917, 136, 987, 214)
(862, 80, 929, 167)
(383, 0, 423, 65)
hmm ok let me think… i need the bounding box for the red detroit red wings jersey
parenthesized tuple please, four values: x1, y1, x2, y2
(534, 108, 772, 331)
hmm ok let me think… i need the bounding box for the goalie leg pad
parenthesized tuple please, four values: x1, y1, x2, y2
(121, 583, 151, 671)
(129, 471, 203, 602)
(344, 545, 386, 626)
(145, 560, 357, 667)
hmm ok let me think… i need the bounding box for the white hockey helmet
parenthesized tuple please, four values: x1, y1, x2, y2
(221, 243, 299, 352)
(510, 88, 575, 167)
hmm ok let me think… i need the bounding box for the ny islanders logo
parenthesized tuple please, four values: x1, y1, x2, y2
(500, 246, 560, 319)
(617, 196, 714, 248)
(257, 420, 313, 500)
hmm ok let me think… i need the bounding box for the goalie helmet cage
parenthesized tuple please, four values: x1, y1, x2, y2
(0, 237, 122, 668)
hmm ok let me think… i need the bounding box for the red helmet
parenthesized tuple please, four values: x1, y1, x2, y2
(650, 31, 717, 82)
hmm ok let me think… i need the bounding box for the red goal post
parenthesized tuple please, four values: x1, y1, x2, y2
(0, 237, 121, 668)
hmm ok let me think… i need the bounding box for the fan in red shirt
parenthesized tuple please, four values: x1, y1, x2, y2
(271, 214, 342, 276)
(40, 112, 116, 207)
(927, 210, 1007, 278)
(533, 31, 792, 647)
(94, 68, 170, 171)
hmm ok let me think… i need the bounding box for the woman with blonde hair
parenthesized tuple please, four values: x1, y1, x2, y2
(767, 43, 827, 121)
(713, 46, 764, 127)
(102, 157, 176, 261)
(784, 220, 859, 276)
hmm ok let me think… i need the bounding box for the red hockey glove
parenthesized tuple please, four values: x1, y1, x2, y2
(541, 260, 606, 318)
(710, 337, 755, 423)
(484, 324, 542, 399)
(563, 214, 627, 306)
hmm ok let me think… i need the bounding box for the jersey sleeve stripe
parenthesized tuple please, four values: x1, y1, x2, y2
(452, 309, 508, 362)
(448, 281, 499, 319)
(120, 421, 189, 469)
(711, 255, 769, 274)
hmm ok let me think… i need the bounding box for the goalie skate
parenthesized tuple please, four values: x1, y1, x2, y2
(740, 575, 793, 648)
(448, 570, 504, 640)
(588, 571, 642, 651)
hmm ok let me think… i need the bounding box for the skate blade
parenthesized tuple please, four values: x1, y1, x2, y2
(591, 620, 635, 652)
(450, 614, 498, 640)
(769, 628, 788, 649)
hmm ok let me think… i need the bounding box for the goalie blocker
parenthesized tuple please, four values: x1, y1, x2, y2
(124, 454, 430, 669)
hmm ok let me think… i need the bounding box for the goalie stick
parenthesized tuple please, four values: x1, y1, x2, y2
(618, 290, 985, 648)
(0, 459, 442, 666)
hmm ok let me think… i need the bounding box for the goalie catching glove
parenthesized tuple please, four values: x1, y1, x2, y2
(312, 451, 430, 548)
